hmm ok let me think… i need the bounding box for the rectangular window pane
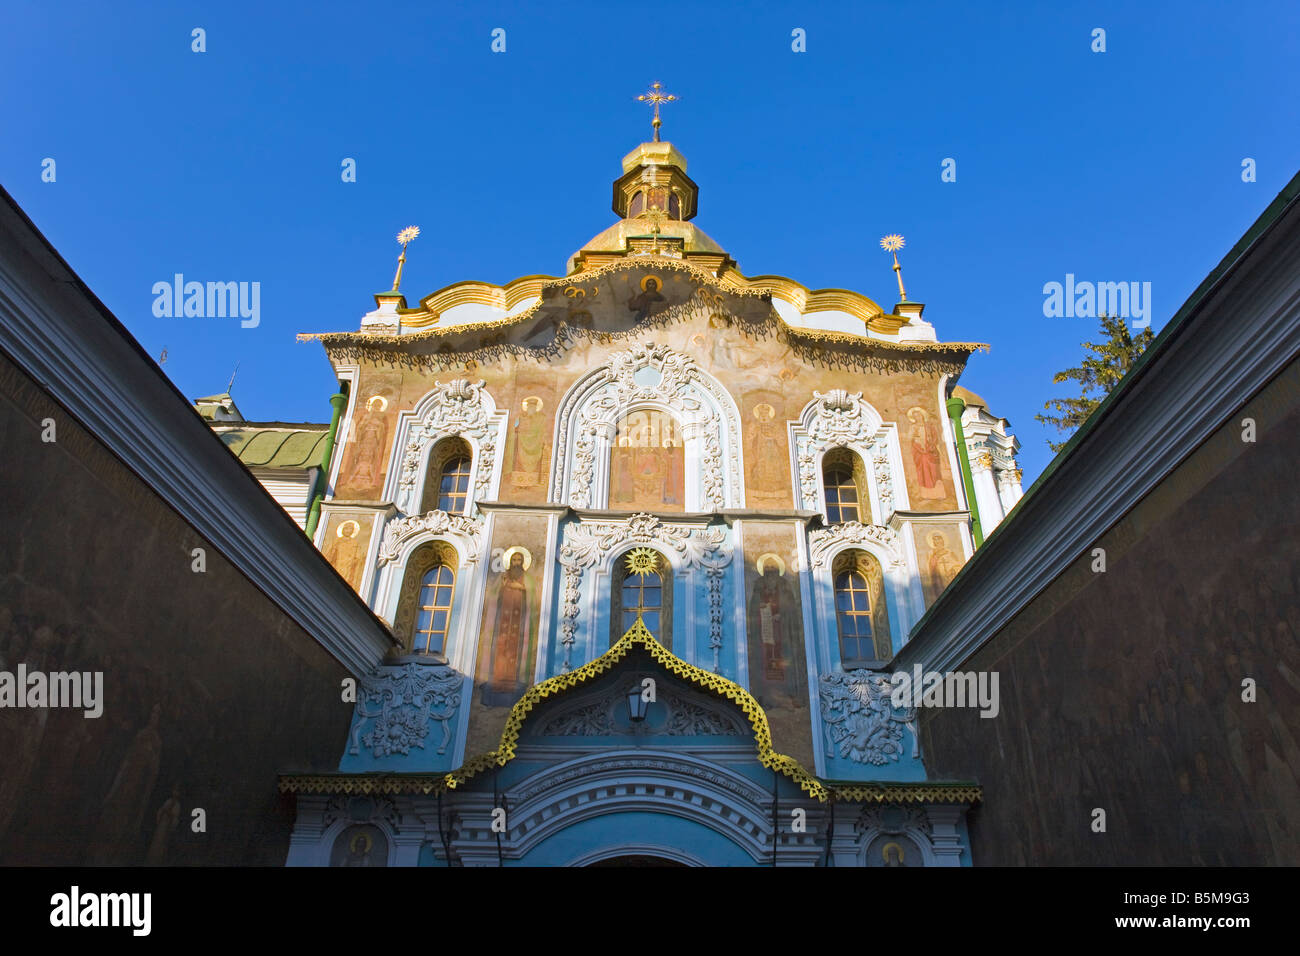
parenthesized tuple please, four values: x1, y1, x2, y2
(643, 611, 659, 634)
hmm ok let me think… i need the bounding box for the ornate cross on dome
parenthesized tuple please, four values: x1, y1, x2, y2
(637, 81, 677, 142)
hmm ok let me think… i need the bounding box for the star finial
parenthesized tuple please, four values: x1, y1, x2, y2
(391, 225, 420, 292)
(637, 81, 677, 142)
(880, 234, 907, 302)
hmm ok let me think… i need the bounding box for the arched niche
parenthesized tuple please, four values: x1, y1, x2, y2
(550, 344, 744, 512)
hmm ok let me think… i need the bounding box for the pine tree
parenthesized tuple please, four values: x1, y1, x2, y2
(1036, 313, 1155, 453)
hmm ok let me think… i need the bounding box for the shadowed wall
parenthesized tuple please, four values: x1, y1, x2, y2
(919, 358, 1300, 864)
(0, 349, 355, 865)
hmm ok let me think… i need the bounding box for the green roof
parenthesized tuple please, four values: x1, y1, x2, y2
(214, 425, 329, 469)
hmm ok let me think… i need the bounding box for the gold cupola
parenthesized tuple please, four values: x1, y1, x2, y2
(611, 141, 698, 222)
(568, 82, 732, 275)
(568, 140, 731, 275)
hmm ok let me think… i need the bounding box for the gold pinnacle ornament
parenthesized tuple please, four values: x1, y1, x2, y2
(881, 234, 907, 302)
(637, 81, 677, 142)
(624, 547, 661, 578)
(391, 226, 420, 292)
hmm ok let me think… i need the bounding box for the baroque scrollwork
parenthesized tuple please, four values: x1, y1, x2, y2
(871, 439, 894, 517)
(818, 671, 918, 766)
(348, 663, 464, 758)
(855, 805, 932, 837)
(322, 794, 401, 831)
(795, 390, 898, 518)
(377, 510, 483, 566)
(557, 513, 731, 671)
(808, 521, 904, 571)
(554, 343, 742, 510)
(536, 686, 746, 737)
(397, 379, 504, 512)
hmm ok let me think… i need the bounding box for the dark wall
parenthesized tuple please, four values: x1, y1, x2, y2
(920, 357, 1300, 865)
(0, 351, 354, 865)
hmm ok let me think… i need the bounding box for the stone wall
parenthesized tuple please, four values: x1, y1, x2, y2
(919, 357, 1300, 864)
(0, 350, 354, 865)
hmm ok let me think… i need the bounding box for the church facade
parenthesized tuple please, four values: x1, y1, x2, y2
(282, 130, 1023, 866)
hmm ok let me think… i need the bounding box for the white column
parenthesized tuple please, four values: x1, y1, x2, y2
(590, 421, 616, 508)
(681, 420, 705, 512)
(969, 454, 1006, 532)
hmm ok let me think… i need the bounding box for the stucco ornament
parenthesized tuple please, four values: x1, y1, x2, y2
(537, 685, 746, 737)
(557, 513, 731, 671)
(397, 379, 501, 511)
(377, 510, 482, 566)
(555, 343, 742, 510)
(795, 390, 896, 517)
(348, 663, 463, 758)
(808, 521, 905, 571)
(818, 671, 918, 765)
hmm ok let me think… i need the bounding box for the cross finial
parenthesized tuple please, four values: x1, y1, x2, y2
(637, 81, 677, 142)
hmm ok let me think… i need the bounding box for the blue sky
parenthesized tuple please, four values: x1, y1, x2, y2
(3, 0, 1297, 485)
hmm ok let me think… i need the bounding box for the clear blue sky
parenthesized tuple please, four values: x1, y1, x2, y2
(3, 0, 1297, 485)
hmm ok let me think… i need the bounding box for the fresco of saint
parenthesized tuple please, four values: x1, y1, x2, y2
(922, 531, 965, 606)
(610, 411, 684, 511)
(479, 549, 536, 707)
(907, 406, 946, 500)
(627, 276, 667, 321)
(747, 559, 804, 706)
(747, 401, 786, 497)
(509, 395, 548, 489)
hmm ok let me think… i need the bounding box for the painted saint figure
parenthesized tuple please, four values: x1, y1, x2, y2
(509, 396, 547, 489)
(479, 550, 534, 707)
(351, 399, 389, 492)
(748, 402, 785, 496)
(924, 531, 964, 605)
(747, 559, 804, 706)
(907, 406, 946, 500)
(627, 277, 666, 321)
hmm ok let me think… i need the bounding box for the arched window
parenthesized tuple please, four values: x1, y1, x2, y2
(611, 550, 673, 650)
(832, 549, 892, 665)
(823, 447, 868, 524)
(667, 192, 681, 219)
(629, 191, 645, 217)
(436, 457, 471, 512)
(393, 541, 459, 659)
(420, 437, 473, 514)
(413, 564, 455, 656)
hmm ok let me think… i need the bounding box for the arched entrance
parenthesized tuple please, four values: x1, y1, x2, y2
(586, 855, 688, 867)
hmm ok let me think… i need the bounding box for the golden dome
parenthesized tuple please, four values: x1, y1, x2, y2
(567, 139, 730, 275)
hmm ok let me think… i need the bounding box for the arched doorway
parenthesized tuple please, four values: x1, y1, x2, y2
(586, 855, 688, 867)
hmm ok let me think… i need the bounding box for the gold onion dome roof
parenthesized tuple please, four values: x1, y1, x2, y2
(566, 140, 728, 275)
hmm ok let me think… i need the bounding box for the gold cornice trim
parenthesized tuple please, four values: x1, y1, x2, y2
(828, 783, 983, 804)
(298, 258, 987, 366)
(395, 275, 553, 330)
(730, 275, 888, 325)
(275, 773, 982, 805)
